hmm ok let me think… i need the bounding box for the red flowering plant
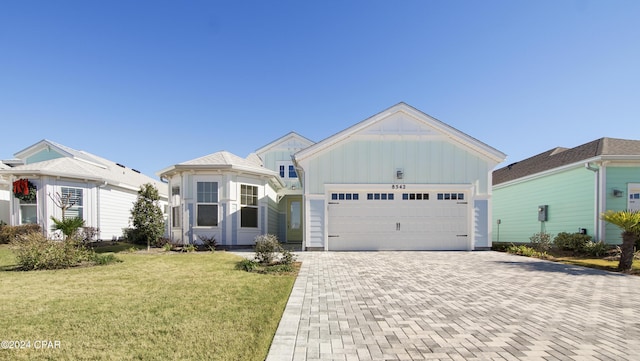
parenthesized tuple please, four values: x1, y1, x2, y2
(13, 179, 37, 202)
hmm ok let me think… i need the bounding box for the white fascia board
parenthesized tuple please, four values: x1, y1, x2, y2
(158, 164, 283, 187)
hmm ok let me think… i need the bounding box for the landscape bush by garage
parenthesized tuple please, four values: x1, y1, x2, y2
(553, 232, 592, 253)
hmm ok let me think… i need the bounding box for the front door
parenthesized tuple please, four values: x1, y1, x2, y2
(286, 197, 303, 242)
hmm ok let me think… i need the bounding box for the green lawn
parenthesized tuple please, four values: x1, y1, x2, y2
(0, 244, 296, 360)
(554, 256, 640, 274)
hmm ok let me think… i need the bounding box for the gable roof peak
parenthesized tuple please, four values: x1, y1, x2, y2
(295, 102, 506, 164)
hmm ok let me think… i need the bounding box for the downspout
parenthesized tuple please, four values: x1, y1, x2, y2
(585, 162, 600, 241)
(97, 181, 108, 241)
(291, 156, 306, 251)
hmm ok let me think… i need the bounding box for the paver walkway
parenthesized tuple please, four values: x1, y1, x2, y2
(266, 251, 640, 360)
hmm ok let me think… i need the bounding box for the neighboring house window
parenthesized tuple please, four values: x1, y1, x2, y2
(240, 184, 258, 228)
(288, 165, 297, 178)
(196, 181, 218, 227)
(20, 199, 37, 224)
(61, 187, 83, 219)
(171, 206, 181, 228)
(277, 162, 297, 179)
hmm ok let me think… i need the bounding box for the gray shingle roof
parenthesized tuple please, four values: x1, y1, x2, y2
(493, 137, 640, 185)
(0, 149, 167, 196)
(159, 151, 280, 180)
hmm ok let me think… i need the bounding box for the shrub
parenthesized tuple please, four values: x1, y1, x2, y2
(235, 258, 259, 272)
(197, 235, 218, 252)
(506, 244, 550, 259)
(162, 242, 173, 252)
(78, 227, 100, 244)
(280, 249, 296, 265)
(50, 216, 85, 240)
(583, 241, 609, 257)
(10, 233, 94, 270)
(130, 183, 165, 250)
(183, 244, 196, 253)
(0, 224, 41, 244)
(152, 237, 171, 248)
(507, 244, 539, 257)
(254, 234, 282, 264)
(530, 232, 552, 252)
(554, 232, 592, 253)
(122, 227, 147, 245)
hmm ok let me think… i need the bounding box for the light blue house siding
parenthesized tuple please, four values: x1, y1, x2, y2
(255, 132, 313, 243)
(295, 103, 505, 251)
(25, 149, 64, 164)
(604, 166, 640, 242)
(493, 166, 596, 243)
(305, 139, 491, 195)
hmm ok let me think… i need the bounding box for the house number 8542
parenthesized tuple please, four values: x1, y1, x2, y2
(391, 184, 406, 189)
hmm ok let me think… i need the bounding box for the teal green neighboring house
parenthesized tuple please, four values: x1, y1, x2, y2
(492, 138, 640, 245)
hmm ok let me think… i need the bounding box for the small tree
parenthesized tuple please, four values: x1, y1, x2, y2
(130, 183, 165, 251)
(49, 192, 84, 240)
(601, 210, 640, 271)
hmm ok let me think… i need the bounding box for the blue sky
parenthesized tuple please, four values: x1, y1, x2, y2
(1, 1, 639, 179)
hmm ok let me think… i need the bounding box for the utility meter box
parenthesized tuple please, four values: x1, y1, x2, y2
(538, 205, 548, 222)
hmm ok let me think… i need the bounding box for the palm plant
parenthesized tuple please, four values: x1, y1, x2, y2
(51, 216, 85, 241)
(601, 210, 640, 271)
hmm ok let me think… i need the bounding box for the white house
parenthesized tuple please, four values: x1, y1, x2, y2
(0, 140, 168, 240)
(0, 162, 10, 225)
(159, 103, 505, 251)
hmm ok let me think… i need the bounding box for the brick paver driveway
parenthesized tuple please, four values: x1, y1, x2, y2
(266, 251, 640, 361)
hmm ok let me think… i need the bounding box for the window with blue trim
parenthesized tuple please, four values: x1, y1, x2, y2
(331, 193, 359, 200)
(437, 193, 464, 201)
(367, 193, 394, 200)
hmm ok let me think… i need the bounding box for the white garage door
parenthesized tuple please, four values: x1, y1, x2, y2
(327, 190, 470, 251)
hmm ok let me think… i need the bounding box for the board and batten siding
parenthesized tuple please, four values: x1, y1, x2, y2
(305, 138, 490, 195)
(474, 199, 489, 248)
(307, 198, 325, 249)
(493, 166, 595, 243)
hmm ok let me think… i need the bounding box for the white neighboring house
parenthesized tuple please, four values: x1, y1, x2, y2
(0, 162, 10, 225)
(0, 140, 168, 240)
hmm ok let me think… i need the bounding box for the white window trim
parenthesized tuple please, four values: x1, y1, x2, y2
(240, 184, 259, 228)
(60, 186, 84, 220)
(276, 161, 298, 180)
(195, 180, 219, 228)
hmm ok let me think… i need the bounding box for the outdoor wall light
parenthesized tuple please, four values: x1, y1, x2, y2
(613, 189, 623, 197)
(396, 169, 404, 179)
